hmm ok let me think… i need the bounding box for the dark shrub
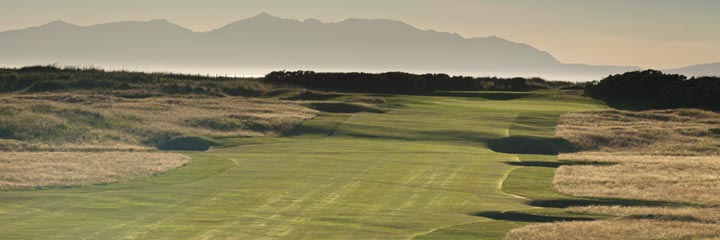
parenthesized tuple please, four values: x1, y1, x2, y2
(156, 136, 219, 151)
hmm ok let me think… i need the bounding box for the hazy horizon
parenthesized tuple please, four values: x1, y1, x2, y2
(1, 0, 719, 69)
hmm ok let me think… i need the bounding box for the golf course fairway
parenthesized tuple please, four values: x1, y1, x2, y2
(0, 93, 605, 239)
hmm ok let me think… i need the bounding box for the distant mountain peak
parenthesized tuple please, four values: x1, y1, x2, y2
(341, 18, 412, 26)
(665, 62, 720, 77)
(250, 12, 281, 21)
(148, 19, 170, 23)
(41, 20, 76, 27)
(304, 18, 323, 24)
(81, 19, 194, 34)
(209, 12, 302, 33)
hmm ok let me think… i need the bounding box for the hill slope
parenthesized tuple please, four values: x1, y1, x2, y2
(665, 62, 720, 77)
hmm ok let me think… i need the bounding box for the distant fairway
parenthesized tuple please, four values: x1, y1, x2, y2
(0, 93, 604, 239)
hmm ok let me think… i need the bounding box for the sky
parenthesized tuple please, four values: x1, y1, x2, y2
(0, 0, 718, 69)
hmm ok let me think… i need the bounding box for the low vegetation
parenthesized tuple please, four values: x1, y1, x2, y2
(0, 152, 189, 190)
(507, 109, 720, 239)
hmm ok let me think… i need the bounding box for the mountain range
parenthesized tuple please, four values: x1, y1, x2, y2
(665, 62, 720, 77)
(0, 13, 716, 81)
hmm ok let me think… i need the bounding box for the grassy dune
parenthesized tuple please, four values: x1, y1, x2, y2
(507, 109, 720, 240)
(0, 92, 603, 239)
(557, 109, 720, 155)
(0, 93, 317, 151)
(0, 68, 387, 190)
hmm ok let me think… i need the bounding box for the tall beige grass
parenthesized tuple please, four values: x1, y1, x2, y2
(507, 109, 720, 240)
(506, 220, 720, 240)
(0, 151, 189, 190)
(568, 206, 720, 223)
(557, 109, 720, 155)
(0, 93, 317, 151)
(555, 153, 720, 205)
(0, 93, 321, 189)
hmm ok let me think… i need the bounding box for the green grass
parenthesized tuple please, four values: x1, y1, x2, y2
(0, 92, 605, 239)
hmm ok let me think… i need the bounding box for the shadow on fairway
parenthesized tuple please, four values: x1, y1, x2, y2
(488, 136, 578, 155)
(304, 102, 385, 113)
(333, 123, 501, 143)
(471, 211, 594, 223)
(431, 91, 536, 100)
(503, 161, 619, 168)
(503, 161, 564, 168)
(528, 198, 693, 208)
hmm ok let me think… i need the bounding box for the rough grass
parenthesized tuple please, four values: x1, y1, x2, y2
(555, 153, 720, 206)
(0, 92, 318, 189)
(506, 220, 720, 240)
(568, 206, 720, 224)
(0, 151, 189, 190)
(0, 93, 317, 151)
(507, 109, 720, 239)
(557, 109, 720, 155)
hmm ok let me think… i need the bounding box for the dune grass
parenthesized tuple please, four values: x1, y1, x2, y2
(556, 109, 720, 155)
(0, 152, 189, 190)
(507, 109, 720, 240)
(0, 93, 317, 151)
(0, 92, 603, 239)
(555, 153, 720, 206)
(506, 219, 720, 240)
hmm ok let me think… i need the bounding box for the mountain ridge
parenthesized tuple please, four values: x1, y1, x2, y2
(665, 62, 720, 77)
(0, 13, 647, 81)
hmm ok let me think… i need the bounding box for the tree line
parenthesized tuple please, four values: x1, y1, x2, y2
(0, 65, 259, 96)
(585, 70, 720, 110)
(264, 71, 570, 94)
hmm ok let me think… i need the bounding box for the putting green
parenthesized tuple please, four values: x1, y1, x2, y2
(0, 93, 604, 239)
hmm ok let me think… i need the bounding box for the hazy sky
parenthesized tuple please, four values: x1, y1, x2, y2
(0, 0, 718, 69)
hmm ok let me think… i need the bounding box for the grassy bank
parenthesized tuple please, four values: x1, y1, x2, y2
(507, 109, 720, 240)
